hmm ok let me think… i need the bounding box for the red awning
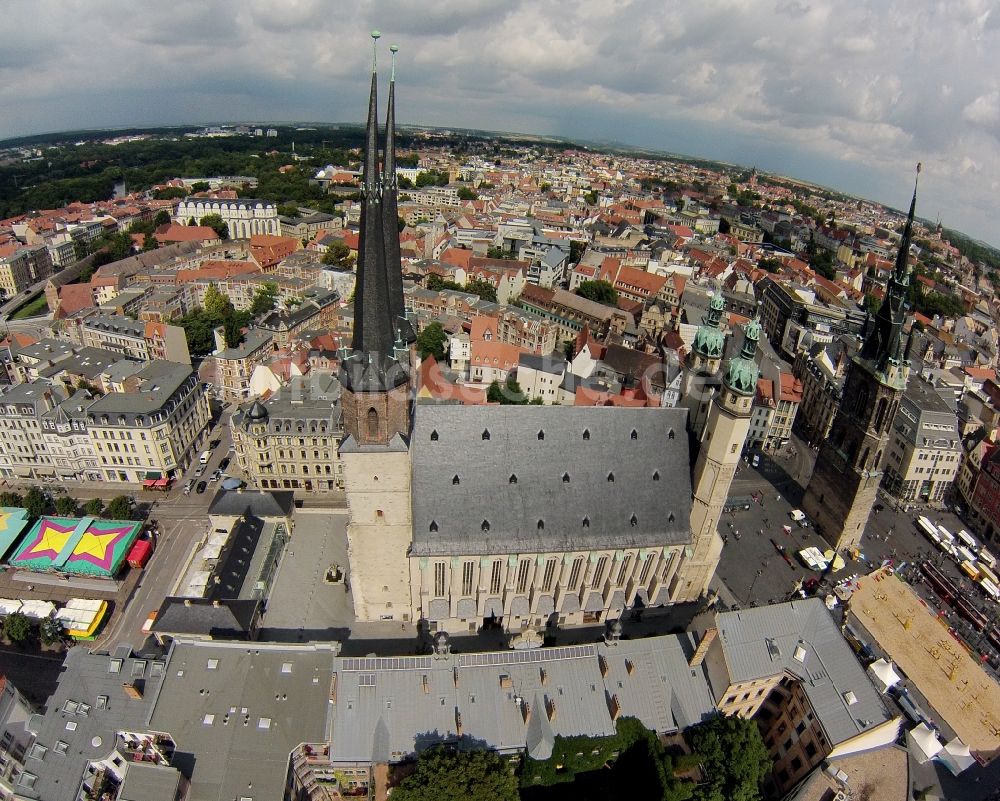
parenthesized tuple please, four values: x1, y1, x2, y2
(141, 479, 156, 488)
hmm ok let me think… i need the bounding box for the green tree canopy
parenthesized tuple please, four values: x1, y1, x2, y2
(83, 497, 105, 517)
(22, 486, 50, 518)
(203, 284, 234, 320)
(487, 377, 527, 405)
(2, 611, 31, 644)
(457, 186, 478, 201)
(54, 496, 79, 517)
(321, 240, 353, 268)
(486, 245, 514, 260)
(0, 491, 22, 508)
(689, 715, 772, 801)
(153, 209, 171, 227)
(390, 747, 518, 801)
(250, 282, 279, 316)
(40, 616, 64, 645)
(105, 496, 134, 520)
(464, 278, 498, 303)
(199, 213, 229, 240)
(576, 279, 618, 305)
(416, 322, 448, 362)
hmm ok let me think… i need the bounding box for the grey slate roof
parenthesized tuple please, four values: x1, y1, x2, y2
(207, 489, 295, 520)
(21, 645, 169, 801)
(712, 598, 894, 747)
(86, 361, 195, 421)
(119, 762, 183, 801)
(148, 641, 334, 801)
(410, 405, 691, 556)
(152, 597, 261, 639)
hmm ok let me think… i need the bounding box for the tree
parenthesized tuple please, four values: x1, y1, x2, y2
(321, 240, 353, 268)
(153, 209, 171, 227)
(689, 715, 772, 801)
(142, 232, 159, 252)
(457, 186, 478, 201)
(22, 486, 50, 518)
(40, 616, 64, 646)
(83, 497, 105, 517)
(569, 239, 586, 264)
(390, 747, 518, 801)
(54, 496, 79, 517)
(416, 322, 448, 361)
(250, 282, 279, 316)
(199, 213, 229, 240)
(584, 191, 598, 205)
(576, 279, 618, 305)
(277, 202, 300, 218)
(191, 181, 210, 193)
(105, 495, 134, 520)
(2, 612, 31, 644)
(486, 245, 513, 260)
(177, 309, 217, 355)
(487, 377, 527, 405)
(464, 278, 498, 303)
(203, 284, 234, 321)
(0, 491, 22, 508)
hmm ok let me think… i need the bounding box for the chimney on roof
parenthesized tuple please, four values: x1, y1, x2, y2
(184, 599, 192, 607)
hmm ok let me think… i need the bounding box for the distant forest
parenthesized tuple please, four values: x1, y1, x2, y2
(0, 125, 579, 219)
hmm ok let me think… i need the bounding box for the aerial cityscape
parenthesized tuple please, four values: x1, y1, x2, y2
(0, 10, 1000, 801)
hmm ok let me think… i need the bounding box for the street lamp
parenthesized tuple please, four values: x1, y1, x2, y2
(746, 569, 763, 605)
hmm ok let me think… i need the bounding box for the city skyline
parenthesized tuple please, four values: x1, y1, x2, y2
(2, 1, 999, 246)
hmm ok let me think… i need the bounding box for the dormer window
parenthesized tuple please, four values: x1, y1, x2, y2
(482, 429, 490, 441)
(430, 430, 439, 441)
(562, 472, 570, 483)
(630, 514, 638, 527)
(481, 520, 490, 532)
(668, 429, 675, 440)
(582, 516, 590, 528)
(582, 429, 590, 440)
(537, 430, 544, 440)
(537, 520, 544, 530)
(607, 472, 615, 482)
(630, 429, 638, 440)
(652, 471, 660, 481)
(509, 474, 518, 484)
(452, 475, 460, 485)
(667, 512, 675, 523)
(429, 521, 438, 533)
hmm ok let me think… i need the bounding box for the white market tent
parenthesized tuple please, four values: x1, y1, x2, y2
(937, 737, 976, 775)
(868, 658, 902, 694)
(908, 723, 943, 764)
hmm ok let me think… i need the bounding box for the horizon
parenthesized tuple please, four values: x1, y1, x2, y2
(2, 2, 998, 246)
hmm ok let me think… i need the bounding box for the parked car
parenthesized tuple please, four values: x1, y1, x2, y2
(209, 439, 221, 450)
(183, 479, 194, 495)
(194, 466, 205, 478)
(209, 470, 222, 483)
(219, 456, 231, 471)
(141, 611, 157, 634)
(196, 481, 208, 494)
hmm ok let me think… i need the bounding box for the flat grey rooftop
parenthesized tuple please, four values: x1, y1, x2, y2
(410, 405, 692, 556)
(149, 640, 335, 801)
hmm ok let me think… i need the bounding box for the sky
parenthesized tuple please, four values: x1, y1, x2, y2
(2, 0, 999, 246)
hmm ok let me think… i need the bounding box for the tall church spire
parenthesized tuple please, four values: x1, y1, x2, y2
(341, 30, 408, 392)
(859, 164, 920, 375)
(382, 43, 415, 344)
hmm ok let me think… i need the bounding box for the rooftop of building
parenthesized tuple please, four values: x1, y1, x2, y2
(847, 567, 1000, 759)
(86, 361, 194, 418)
(410, 405, 691, 556)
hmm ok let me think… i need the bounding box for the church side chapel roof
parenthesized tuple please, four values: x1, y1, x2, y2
(410, 405, 691, 556)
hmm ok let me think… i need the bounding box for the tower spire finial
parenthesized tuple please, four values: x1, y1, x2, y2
(390, 43, 398, 82)
(371, 30, 380, 72)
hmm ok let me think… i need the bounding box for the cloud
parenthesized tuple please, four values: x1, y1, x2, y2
(0, 0, 999, 243)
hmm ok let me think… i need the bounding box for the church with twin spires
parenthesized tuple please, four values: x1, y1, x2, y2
(339, 34, 759, 633)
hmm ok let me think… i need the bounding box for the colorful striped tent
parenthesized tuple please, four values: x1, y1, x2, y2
(0, 507, 32, 561)
(8, 516, 142, 577)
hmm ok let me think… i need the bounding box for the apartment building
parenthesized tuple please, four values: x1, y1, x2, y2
(86, 361, 211, 483)
(516, 284, 631, 342)
(0, 676, 34, 801)
(74, 313, 191, 365)
(213, 329, 275, 403)
(881, 376, 962, 507)
(694, 599, 899, 797)
(0, 244, 52, 297)
(231, 373, 344, 492)
(0, 361, 209, 483)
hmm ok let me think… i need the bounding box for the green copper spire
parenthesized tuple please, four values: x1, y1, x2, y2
(724, 315, 761, 396)
(692, 293, 726, 360)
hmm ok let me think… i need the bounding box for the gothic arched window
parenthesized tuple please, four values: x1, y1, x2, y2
(367, 407, 379, 439)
